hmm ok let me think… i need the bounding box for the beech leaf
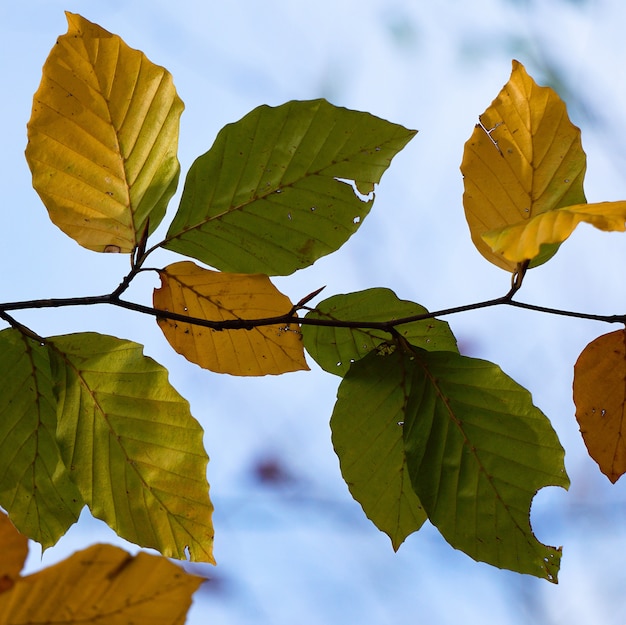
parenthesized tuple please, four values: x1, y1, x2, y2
(573, 329, 626, 483)
(0, 329, 82, 548)
(336, 346, 568, 580)
(25, 13, 183, 253)
(49, 332, 214, 562)
(461, 60, 586, 271)
(0, 543, 202, 625)
(163, 99, 416, 275)
(400, 347, 569, 581)
(332, 351, 427, 550)
(154, 261, 309, 376)
(0, 512, 28, 595)
(483, 201, 626, 263)
(303, 288, 457, 376)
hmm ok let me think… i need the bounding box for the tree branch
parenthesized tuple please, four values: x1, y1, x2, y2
(0, 290, 623, 334)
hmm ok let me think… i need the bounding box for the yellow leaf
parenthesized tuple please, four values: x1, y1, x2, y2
(0, 513, 28, 594)
(573, 330, 626, 483)
(461, 60, 586, 271)
(154, 261, 309, 376)
(0, 543, 202, 625)
(482, 201, 626, 263)
(25, 13, 183, 253)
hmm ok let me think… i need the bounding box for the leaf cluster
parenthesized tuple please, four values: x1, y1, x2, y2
(2, 14, 626, 621)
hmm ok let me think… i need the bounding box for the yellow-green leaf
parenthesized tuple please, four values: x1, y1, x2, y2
(0, 329, 82, 548)
(461, 60, 586, 271)
(0, 512, 28, 594)
(0, 543, 202, 625)
(483, 201, 626, 263)
(25, 12, 183, 253)
(573, 329, 626, 483)
(154, 261, 309, 376)
(50, 333, 214, 562)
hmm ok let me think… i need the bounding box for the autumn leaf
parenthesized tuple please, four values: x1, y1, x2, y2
(154, 261, 309, 376)
(483, 201, 626, 263)
(302, 288, 457, 377)
(461, 60, 586, 271)
(573, 329, 626, 483)
(25, 12, 183, 253)
(49, 333, 214, 562)
(0, 543, 202, 625)
(0, 512, 28, 594)
(331, 351, 426, 550)
(163, 99, 416, 275)
(0, 329, 83, 548)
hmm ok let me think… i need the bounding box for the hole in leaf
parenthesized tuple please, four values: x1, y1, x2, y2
(334, 177, 375, 202)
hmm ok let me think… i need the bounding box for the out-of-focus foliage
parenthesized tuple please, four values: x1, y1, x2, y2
(0, 516, 202, 625)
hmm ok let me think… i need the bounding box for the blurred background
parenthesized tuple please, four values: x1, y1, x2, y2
(3, 0, 626, 623)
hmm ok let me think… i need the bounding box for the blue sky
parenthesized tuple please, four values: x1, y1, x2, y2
(3, 1, 626, 623)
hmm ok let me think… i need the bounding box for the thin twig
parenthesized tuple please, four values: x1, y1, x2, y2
(0, 291, 621, 331)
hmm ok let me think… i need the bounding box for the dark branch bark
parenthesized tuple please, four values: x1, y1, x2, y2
(0, 290, 623, 335)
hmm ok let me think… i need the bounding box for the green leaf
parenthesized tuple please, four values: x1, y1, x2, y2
(49, 333, 214, 562)
(399, 348, 569, 582)
(0, 329, 82, 548)
(25, 13, 184, 253)
(332, 350, 426, 550)
(302, 288, 457, 376)
(163, 99, 416, 275)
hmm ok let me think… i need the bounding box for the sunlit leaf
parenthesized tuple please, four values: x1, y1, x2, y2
(0, 543, 202, 625)
(483, 201, 626, 263)
(303, 288, 457, 376)
(573, 329, 626, 483)
(461, 60, 586, 271)
(0, 329, 82, 548)
(332, 351, 426, 550)
(154, 261, 309, 376)
(163, 99, 416, 275)
(0, 512, 28, 594)
(49, 333, 214, 562)
(25, 12, 183, 253)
